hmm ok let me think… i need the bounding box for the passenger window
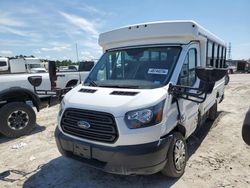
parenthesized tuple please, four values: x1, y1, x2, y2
(178, 48, 197, 87)
(207, 41, 213, 67)
(213, 44, 218, 68)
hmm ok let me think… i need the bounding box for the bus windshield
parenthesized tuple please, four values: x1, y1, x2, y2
(84, 46, 181, 89)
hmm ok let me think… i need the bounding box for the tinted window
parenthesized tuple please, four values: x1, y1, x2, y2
(207, 42, 213, 58)
(179, 48, 197, 86)
(79, 61, 94, 71)
(207, 41, 213, 67)
(0, 61, 7, 66)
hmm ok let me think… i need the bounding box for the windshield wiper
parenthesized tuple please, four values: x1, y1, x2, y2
(88, 80, 98, 87)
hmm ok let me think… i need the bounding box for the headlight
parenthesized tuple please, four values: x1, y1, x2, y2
(125, 100, 165, 129)
(59, 98, 65, 116)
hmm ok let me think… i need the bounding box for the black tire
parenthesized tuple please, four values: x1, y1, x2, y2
(242, 108, 250, 145)
(161, 132, 187, 178)
(225, 74, 230, 85)
(0, 102, 36, 138)
(208, 102, 217, 121)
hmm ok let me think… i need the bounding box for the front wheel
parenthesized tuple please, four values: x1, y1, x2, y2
(161, 132, 187, 178)
(0, 102, 36, 138)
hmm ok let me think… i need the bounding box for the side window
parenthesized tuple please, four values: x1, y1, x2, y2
(213, 44, 218, 68)
(79, 61, 94, 71)
(179, 48, 197, 86)
(0, 61, 7, 67)
(207, 41, 213, 67)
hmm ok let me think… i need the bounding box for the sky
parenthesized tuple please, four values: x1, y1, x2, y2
(0, 0, 249, 61)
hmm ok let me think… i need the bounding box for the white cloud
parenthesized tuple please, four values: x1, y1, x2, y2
(0, 13, 26, 27)
(80, 51, 94, 60)
(77, 4, 100, 15)
(41, 45, 71, 52)
(59, 11, 98, 37)
(0, 50, 13, 55)
(0, 26, 28, 37)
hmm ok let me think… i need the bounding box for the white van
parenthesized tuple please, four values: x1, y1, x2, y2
(55, 20, 227, 177)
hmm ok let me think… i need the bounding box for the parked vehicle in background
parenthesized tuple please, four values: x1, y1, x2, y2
(0, 57, 9, 72)
(0, 57, 46, 74)
(55, 20, 227, 178)
(0, 60, 71, 138)
(242, 108, 250, 145)
(56, 61, 94, 88)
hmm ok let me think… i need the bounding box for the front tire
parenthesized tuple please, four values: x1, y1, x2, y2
(161, 132, 187, 178)
(0, 102, 36, 138)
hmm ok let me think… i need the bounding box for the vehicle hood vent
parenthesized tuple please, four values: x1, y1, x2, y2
(110, 91, 139, 96)
(79, 88, 97, 93)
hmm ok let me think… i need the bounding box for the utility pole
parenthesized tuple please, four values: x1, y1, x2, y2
(227, 42, 231, 60)
(75, 43, 79, 63)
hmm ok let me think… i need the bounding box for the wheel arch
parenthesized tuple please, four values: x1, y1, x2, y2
(172, 124, 187, 138)
(66, 79, 79, 88)
(0, 87, 41, 111)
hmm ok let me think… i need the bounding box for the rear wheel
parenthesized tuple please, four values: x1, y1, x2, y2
(208, 102, 218, 121)
(0, 102, 36, 138)
(161, 132, 187, 178)
(225, 74, 230, 85)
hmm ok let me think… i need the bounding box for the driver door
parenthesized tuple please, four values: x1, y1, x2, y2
(178, 43, 200, 137)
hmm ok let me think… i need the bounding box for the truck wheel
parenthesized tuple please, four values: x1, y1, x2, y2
(208, 102, 217, 121)
(0, 102, 36, 138)
(161, 132, 187, 178)
(225, 74, 230, 85)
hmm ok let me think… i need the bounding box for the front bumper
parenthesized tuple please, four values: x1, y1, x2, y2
(55, 127, 172, 175)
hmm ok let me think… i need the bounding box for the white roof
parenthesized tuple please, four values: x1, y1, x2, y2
(0, 57, 8, 61)
(99, 20, 226, 51)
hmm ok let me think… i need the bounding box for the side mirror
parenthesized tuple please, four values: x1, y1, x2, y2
(168, 67, 228, 103)
(48, 61, 57, 82)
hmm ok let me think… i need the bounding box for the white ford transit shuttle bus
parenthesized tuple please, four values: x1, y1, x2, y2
(55, 20, 227, 177)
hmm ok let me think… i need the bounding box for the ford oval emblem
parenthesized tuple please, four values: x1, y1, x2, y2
(77, 120, 91, 129)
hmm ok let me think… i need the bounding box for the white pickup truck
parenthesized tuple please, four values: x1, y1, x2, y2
(0, 59, 94, 138)
(0, 72, 52, 137)
(0, 57, 94, 89)
(0, 60, 68, 138)
(55, 61, 94, 88)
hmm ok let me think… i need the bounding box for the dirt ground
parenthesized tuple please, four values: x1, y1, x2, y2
(0, 74, 250, 188)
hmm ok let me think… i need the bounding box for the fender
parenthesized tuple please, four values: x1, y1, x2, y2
(0, 87, 41, 111)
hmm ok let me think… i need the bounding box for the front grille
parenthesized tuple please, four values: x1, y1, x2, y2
(61, 108, 118, 143)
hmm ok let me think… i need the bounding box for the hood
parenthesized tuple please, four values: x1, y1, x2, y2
(64, 85, 168, 117)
